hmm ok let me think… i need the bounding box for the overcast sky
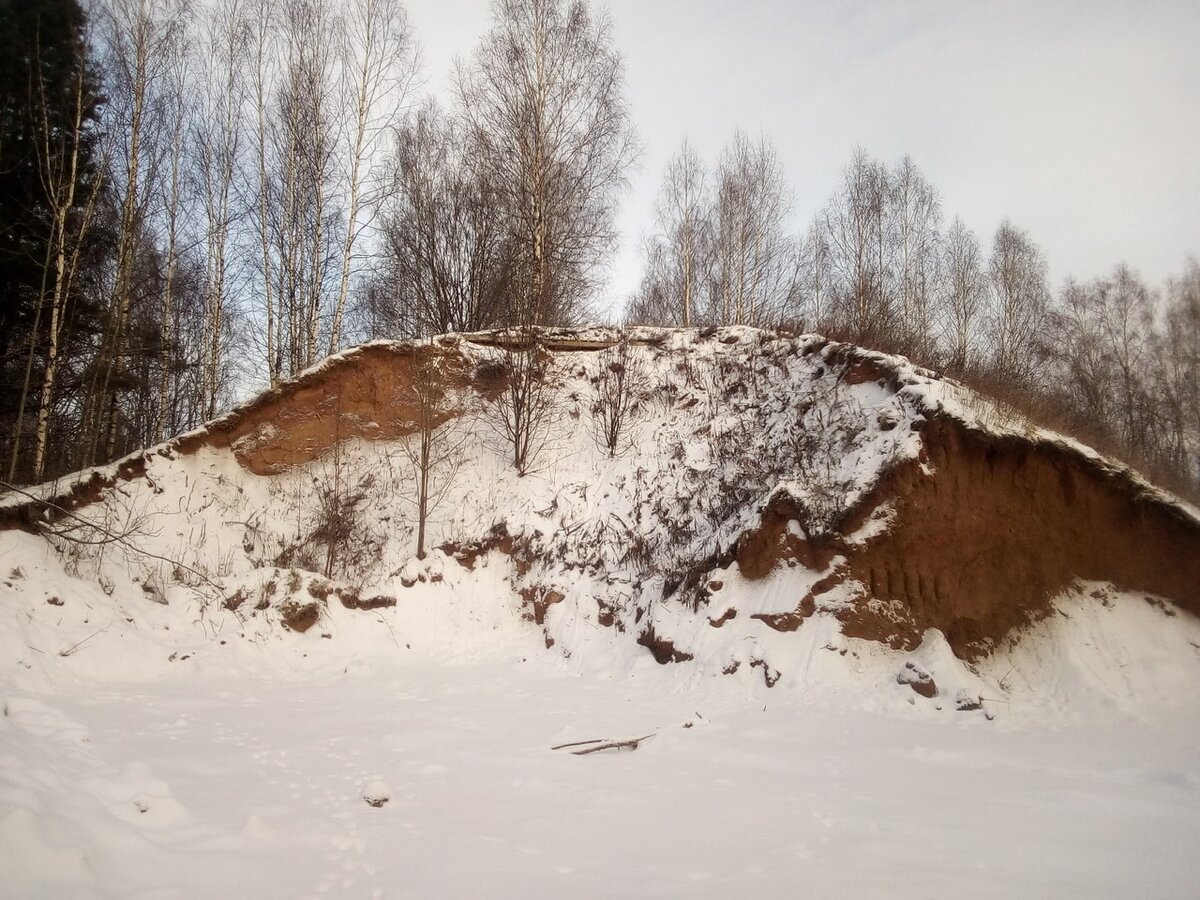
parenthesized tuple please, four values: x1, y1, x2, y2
(403, 0, 1200, 318)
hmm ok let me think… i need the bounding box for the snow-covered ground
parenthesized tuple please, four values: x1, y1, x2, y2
(4, 535, 1200, 898)
(3, 328, 1200, 897)
(4, 650, 1200, 898)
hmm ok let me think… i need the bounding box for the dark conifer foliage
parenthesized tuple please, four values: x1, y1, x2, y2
(0, 0, 105, 477)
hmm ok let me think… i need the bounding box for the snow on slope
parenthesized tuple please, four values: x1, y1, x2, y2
(0, 329, 925, 675)
(3, 327, 1200, 897)
(2, 324, 1197, 704)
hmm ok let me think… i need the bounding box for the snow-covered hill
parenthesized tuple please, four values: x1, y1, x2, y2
(3, 327, 1200, 897)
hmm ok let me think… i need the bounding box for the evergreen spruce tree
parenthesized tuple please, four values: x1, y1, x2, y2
(0, 0, 104, 480)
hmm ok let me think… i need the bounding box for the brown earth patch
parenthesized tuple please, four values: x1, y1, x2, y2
(736, 490, 838, 579)
(749, 658, 781, 687)
(338, 590, 396, 610)
(835, 592, 918, 650)
(596, 597, 625, 630)
(708, 608, 737, 627)
(822, 343, 908, 391)
(280, 600, 322, 633)
(439, 522, 521, 570)
(733, 412, 1200, 659)
(752, 594, 817, 633)
(520, 586, 565, 625)
(840, 416, 1200, 657)
(897, 661, 937, 698)
(180, 341, 482, 476)
(637, 624, 695, 664)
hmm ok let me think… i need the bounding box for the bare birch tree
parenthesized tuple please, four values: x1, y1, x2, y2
(625, 236, 671, 325)
(247, 0, 280, 385)
(987, 219, 1050, 386)
(270, 0, 342, 375)
(455, 0, 638, 328)
(890, 154, 941, 356)
(939, 216, 985, 374)
(378, 99, 513, 337)
(86, 0, 185, 465)
(795, 221, 833, 332)
(1098, 265, 1155, 449)
(707, 131, 795, 326)
(194, 0, 247, 419)
(1162, 261, 1200, 481)
(1050, 277, 1112, 428)
(153, 32, 190, 442)
(328, 0, 417, 355)
(821, 147, 893, 342)
(654, 139, 709, 327)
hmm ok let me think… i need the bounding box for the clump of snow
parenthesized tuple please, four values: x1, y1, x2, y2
(897, 660, 937, 698)
(361, 780, 391, 808)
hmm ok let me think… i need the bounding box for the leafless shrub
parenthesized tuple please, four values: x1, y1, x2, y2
(488, 338, 557, 475)
(278, 393, 379, 580)
(591, 333, 646, 456)
(789, 379, 866, 540)
(310, 461, 374, 580)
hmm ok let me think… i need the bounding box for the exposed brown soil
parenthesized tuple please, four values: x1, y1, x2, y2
(850, 416, 1200, 656)
(596, 597, 625, 630)
(190, 341, 482, 476)
(897, 661, 938, 698)
(637, 624, 695, 664)
(749, 658, 781, 687)
(735, 490, 838, 579)
(520, 586, 565, 625)
(337, 591, 396, 611)
(439, 522, 532, 574)
(708, 608, 737, 628)
(280, 600, 322, 633)
(737, 412, 1200, 658)
(751, 597, 816, 633)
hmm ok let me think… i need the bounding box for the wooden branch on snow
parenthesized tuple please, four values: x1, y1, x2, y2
(550, 738, 604, 751)
(555, 734, 655, 755)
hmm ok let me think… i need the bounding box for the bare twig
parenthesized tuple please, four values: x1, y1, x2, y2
(568, 734, 655, 755)
(59, 625, 109, 657)
(550, 738, 605, 751)
(1, 480, 226, 597)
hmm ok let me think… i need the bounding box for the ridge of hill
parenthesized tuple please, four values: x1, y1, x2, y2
(2, 326, 1198, 707)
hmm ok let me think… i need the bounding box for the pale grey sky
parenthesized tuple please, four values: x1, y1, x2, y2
(404, 0, 1200, 317)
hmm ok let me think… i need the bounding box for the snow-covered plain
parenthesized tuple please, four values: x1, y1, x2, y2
(3, 328, 1200, 897)
(4, 599, 1200, 900)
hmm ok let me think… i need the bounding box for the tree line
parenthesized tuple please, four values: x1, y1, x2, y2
(1, 0, 1196, 500)
(3, 0, 419, 482)
(1, 0, 634, 486)
(628, 141, 1200, 496)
